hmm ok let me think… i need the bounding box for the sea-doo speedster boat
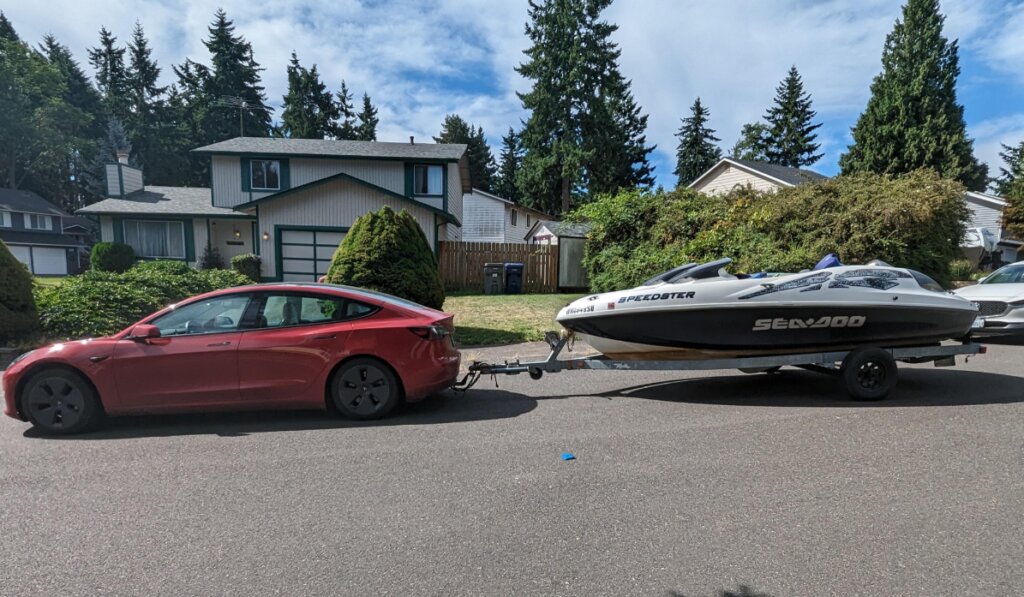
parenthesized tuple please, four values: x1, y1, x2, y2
(556, 258, 979, 359)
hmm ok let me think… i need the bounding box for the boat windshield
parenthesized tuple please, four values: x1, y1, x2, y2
(908, 270, 946, 292)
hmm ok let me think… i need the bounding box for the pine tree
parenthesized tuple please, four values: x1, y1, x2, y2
(355, 93, 378, 141)
(124, 22, 178, 186)
(731, 123, 769, 161)
(762, 66, 822, 167)
(82, 117, 134, 198)
(280, 53, 341, 139)
(517, 0, 655, 214)
(0, 12, 17, 42)
(334, 80, 358, 140)
(674, 97, 722, 186)
(494, 127, 523, 203)
(994, 142, 1024, 197)
(88, 27, 130, 122)
(434, 114, 497, 192)
(839, 0, 987, 190)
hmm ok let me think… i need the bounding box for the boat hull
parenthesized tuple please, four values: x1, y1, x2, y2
(562, 304, 977, 359)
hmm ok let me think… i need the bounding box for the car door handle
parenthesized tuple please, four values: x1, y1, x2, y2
(207, 341, 232, 347)
(312, 334, 337, 340)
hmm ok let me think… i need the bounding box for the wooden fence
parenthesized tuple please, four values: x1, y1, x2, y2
(438, 241, 559, 293)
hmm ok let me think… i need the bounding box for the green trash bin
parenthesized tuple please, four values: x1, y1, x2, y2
(484, 263, 504, 294)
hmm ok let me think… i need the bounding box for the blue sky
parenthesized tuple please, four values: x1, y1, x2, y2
(7, 0, 1024, 190)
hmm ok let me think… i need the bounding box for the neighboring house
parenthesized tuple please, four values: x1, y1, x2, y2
(964, 191, 1009, 238)
(0, 189, 88, 276)
(462, 188, 550, 243)
(524, 220, 592, 290)
(689, 157, 827, 195)
(525, 220, 592, 245)
(81, 137, 470, 281)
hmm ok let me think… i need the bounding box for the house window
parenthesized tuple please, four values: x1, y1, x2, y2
(510, 209, 518, 226)
(0, 211, 10, 227)
(124, 220, 186, 259)
(413, 165, 443, 196)
(527, 214, 531, 227)
(251, 160, 281, 191)
(24, 214, 52, 230)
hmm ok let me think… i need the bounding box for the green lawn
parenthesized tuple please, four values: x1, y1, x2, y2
(443, 293, 585, 346)
(33, 277, 65, 287)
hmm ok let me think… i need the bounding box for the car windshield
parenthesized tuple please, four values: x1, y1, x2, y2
(981, 264, 1024, 284)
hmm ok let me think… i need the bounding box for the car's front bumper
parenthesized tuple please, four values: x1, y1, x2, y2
(971, 320, 1024, 336)
(2, 365, 25, 420)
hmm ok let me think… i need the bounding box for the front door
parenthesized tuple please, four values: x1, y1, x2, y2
(277, 228, 347, 282)
(112, 294, 253, 412)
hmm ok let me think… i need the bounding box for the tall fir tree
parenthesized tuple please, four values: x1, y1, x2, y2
(839, 0, 987, 190)
(994, 142, 1024, 197)
(124, 22, 182, 186)
(355, 93, 378, 141)
(334, 80, 358, 140)
(517, 0, 655, 214)
(201, 9, 272, 140)
(494, 127, 523, 203)
(434, 114, 497, 192)
(81, 117, 135, 199)
(0, 12, 17, 42)
(674, 97, 722, 186)
(731, 122, 769, 161)
(88, 27, 130, 123)
(280, 53, 341, 139)
(762, 66, 822, 167)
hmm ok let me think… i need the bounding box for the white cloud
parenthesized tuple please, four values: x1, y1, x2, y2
(970, 113, 1024, 183)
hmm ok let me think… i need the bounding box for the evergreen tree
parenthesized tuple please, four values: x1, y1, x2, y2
(88, 27, 130, 122)
(762, 66, 822, 167)
(434, 114, 497, 192)
(0, 12, 17, 42)
(125, 22, 180, 186)
(731, 123, 769, 161)
(201, 10, 272, 140)
(280, 52, 341, 139)
(334, 80, 358, 140)
(494, 127, 523, 203)
(81, 117, 134, 199)
(839, 0, 987, 190)
(674, 97, 722, 187)
(517, 0, 655, 214)
(355, 93, 378, 141)
(994, 141, 1024, 197)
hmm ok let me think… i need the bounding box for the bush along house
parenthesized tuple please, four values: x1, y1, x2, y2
(80, 138, 470, 281)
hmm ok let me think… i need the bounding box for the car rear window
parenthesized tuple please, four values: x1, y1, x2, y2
(322, 284, 431, 311)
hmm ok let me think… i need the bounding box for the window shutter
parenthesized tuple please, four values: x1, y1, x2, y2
(404, 163, 414, 197)
(241, 158, 251, 192)
(279, 160, 290, 190)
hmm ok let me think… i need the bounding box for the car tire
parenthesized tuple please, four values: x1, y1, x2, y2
(21, 368, 103, 435)
(328, 357, 401, 420)
(840, 347, 898, 401)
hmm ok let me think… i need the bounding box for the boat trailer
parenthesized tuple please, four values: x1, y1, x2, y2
(454, 332, 986, 400)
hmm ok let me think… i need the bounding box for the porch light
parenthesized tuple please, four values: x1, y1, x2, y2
(233, 228, 241, 239)
(262, 231, 270, 241)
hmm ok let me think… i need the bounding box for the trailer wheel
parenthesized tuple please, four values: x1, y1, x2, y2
(528, 367, 544, 380)
(840, 347, 897, 401)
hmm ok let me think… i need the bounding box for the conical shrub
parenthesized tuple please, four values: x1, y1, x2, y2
(0, 240, 39, 344)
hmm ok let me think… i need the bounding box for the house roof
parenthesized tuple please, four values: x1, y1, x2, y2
(77, 186, 254, 219)
(689, 157, 828, 190)
(0, 188, 66, 217)
(61, 215, 97, 232)
(192, 137, 468, 161)
(965, 191, 1008, 208)
(525, 219, 592, 240)
(469, 188, 553, 218)
(0, 230, 85, 247)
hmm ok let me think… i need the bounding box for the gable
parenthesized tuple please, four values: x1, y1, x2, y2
(691, 163, 785, 195)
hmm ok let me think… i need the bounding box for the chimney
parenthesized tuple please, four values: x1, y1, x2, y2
(409, 136, 415, 145)
(116, 150, 129, 165)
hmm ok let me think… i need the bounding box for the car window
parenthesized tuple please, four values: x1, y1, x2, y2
(151, 295, 251, 336)
(258, 293, 377, 328)
(981, 264, 1024, 284)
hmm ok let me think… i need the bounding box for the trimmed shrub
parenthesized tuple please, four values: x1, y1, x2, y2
(948, 259, 978, 281)
(35, 262, 251, 339)
(324, 206, 444, 309)
(231, 253, 262, 283)
(577, 170, 968, 291)
(0, 240, 38, 344)
(198, 245, 224, 269)
(90, 242, 136, 273)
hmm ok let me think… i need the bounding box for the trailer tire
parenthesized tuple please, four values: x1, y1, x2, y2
(840, 347, 897, 401)
(528, 367, 544, 380)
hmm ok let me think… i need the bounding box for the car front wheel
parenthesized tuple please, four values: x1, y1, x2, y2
(21, 368, 103, 435)
(328, 357, 401, 420)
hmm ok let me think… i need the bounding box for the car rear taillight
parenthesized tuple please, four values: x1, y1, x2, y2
(409, 325, 450, 341)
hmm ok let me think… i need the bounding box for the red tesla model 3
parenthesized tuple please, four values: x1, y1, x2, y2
(3, 284, 461, 435)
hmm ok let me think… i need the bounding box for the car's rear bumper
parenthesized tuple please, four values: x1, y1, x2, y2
(404, 348, 461, 402)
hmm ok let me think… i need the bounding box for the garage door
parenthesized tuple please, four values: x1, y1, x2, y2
(278, 228, 346, 282)
(32, 247, 68, 276)
(8, 245, 32, 270)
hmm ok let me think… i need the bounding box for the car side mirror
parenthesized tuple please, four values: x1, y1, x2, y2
(129, 324, 162, 343)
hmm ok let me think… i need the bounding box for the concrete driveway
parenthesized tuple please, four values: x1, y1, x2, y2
(1, 339, 1022, 596)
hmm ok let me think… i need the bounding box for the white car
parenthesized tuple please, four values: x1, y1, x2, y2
(954, 261, 1024, 336)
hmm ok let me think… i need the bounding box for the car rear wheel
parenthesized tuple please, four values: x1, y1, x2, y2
(21, 368, 102, 435)
(328, 357, 401, 420)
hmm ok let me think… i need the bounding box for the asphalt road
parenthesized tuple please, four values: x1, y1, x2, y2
(1, 339, 1023, 597)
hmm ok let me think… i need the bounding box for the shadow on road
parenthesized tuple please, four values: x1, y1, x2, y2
(556, 368, 1024, 408)
(24, 389, 535, 440)
(670, 586, 771, 597)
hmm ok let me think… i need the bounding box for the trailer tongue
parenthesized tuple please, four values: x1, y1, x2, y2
(454, 332, 986, 401)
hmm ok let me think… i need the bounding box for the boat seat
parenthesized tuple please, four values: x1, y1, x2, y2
(683, 258, 733, 280)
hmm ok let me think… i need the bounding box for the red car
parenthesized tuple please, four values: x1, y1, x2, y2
(3, 284, 461, 435)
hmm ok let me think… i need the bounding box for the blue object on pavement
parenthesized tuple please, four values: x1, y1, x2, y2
(561, 452, 576, 461)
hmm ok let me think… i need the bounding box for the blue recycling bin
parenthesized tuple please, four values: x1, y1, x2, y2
(504, 262, 524, 294)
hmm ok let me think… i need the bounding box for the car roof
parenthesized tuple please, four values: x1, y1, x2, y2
(197, 283, 439, 314)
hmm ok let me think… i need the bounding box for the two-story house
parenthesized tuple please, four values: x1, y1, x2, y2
(80, 138, 470, 281)
(0, 189, 88, 276)
(462, 188, 551, 244)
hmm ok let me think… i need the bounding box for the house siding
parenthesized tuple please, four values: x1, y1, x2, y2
(965, 196, 1005, 238)
(289, 158, 405, 195)
(693, 164, 784, 195)
(121, 166, 143, 195)
(256, 178, 437, 279)
(105, 164, 120, 197)
(212, 155, 244, 207)
(504, 206, 532, 244)
(463, 192, 505, 242)
(446, 163, 463, 224)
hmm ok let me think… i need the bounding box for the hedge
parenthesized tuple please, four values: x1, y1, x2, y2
(576, 170, 968, 291)
(90, 242, 136, 273)
(231, 253, 262, 283)
(0, 240, 38, 344)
